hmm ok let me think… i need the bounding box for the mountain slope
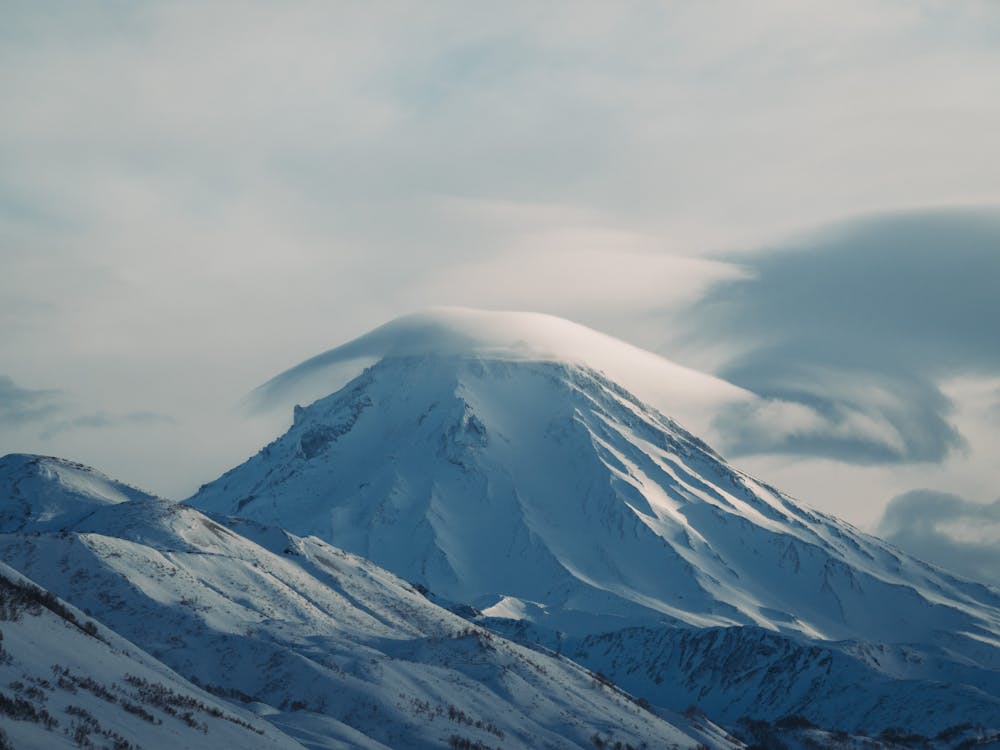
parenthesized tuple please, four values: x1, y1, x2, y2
(0, 457, 725, 750)
(0, 560, 305, 750)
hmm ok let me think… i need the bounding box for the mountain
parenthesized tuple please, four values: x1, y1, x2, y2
(0, 454, 730, 750)
(190, 309, 1000, 736)
(0, 560, 305, 750)
(0, 454, 152, 533)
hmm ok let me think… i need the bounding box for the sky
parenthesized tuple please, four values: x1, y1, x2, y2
(1, 1, 998, 584)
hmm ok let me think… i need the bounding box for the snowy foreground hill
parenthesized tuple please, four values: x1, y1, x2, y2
(2, 309, 999, 748)
(0, 558, 304, 750)
(0, 454, 731, 750)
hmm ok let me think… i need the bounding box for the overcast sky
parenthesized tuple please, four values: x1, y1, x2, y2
(1, 1, 998, 584)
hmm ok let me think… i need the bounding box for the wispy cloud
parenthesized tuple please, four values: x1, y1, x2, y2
(39, 410, 174, 439)
(0, 375, 63, 425)
(0, 373, 172, 445)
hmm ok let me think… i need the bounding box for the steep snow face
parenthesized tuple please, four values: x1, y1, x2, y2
(0, 454, 153, 533)
(0, 561, 304, 750)
(192, 356, 1000, 649)
(0, 473, 720, 750)
(251, 308, 751, 442)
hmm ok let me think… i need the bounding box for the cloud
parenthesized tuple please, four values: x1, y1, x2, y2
(0, 373, 172, 442)
(0, 375, 63, 425)
(39, 410, 174, 439)
(683, 208, 1000, 464)
(876, 489, 1000, 586)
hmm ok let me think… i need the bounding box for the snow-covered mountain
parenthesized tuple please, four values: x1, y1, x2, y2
(0, 560, 305, 750)
(0, 454, 152, 533)
(0, 454, 730, 750)
(189, 309, 1000, 736)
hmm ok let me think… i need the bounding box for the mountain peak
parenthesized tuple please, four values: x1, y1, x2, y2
(0, 453, 155, 533)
